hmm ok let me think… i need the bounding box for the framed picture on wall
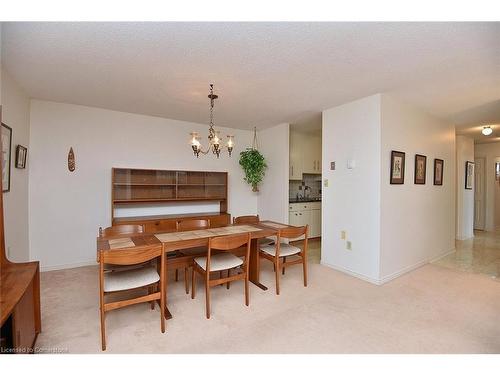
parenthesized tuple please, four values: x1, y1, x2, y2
(465, 161, 474, 190)
(1, 123, 12, 193)
(434, 159, 444, 186)
(15, 145, 28, 169)
(414, 154, 427, 184)
(390, 150, 405, 184)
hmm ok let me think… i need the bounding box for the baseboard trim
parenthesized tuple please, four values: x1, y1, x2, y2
(321, 247, 457, 285)
(378, 259, 428, 285)
(41, 260, 97, 272)
(428, 248, 456, 263)
(320, 261, 381, 285)
(456, 234, 474, 241)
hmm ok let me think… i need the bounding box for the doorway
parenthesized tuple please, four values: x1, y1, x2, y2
(495, 158, 500, 231)
(474, 157, 486, 230)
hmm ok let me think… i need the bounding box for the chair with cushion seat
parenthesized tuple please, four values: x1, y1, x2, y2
(232, 215, 274, 246)
(173, 219, 211, 294)
(259, 225, 308, 295)
(98, 224, 147, 272)
(191, 233, 251, 319)
(98, 243, 165, 351)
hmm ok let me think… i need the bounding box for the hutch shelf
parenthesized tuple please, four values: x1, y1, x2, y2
(111, 168, 229, 227)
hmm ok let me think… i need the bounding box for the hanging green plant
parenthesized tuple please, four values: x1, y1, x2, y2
(239, 148, 267, 192)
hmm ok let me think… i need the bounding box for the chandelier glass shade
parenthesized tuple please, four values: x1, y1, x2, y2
(190, 84, 234, 158)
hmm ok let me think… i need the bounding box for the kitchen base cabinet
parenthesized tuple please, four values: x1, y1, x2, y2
(311, 209, 321, 238)
(288, 202, 321, 239)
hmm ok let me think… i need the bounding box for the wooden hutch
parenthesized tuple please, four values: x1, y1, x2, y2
(111, 168, 230, 231)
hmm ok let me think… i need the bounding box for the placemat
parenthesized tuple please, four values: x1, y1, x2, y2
(155, 225, 262, 242)
(108, 237, 136, 249)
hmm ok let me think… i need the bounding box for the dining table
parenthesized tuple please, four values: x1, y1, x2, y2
(96, 220, 294, 319)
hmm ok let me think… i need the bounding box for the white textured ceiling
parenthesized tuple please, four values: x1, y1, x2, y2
(1, 22, 500, 130)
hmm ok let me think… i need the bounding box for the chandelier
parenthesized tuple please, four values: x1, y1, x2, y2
(190, 84, 234, 158)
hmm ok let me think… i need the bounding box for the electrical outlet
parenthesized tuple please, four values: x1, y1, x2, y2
(340, 230, 346, 240)
(346, 241, 352, 250)
(324, 179, 329, 187)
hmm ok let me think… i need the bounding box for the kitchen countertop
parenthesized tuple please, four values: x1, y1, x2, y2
(289, 198, 322, 203)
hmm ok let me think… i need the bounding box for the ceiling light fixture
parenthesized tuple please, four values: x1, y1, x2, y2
(189, 84, 234, 158)
(482, 126, 493, 136)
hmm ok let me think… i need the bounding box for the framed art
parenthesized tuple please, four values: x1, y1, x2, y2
(390, 150, 405, 184)
(15, 145, 28, 169)
(434, 158, 444, 186)
(1, 123, 12, 193)
(465, 161, 474, 190)
(414, 154, 427, 184)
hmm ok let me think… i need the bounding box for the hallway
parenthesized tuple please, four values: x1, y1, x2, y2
(434, 230, 500, 280)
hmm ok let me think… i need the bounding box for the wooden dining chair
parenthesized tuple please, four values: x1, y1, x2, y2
(99, 224, 145, 237)
(191, 233, 251, 319)
(98, 224, 146, 271)
(233, 215, 274, 246)
(172, 218, 211, 293)
(259, 225, 308, 295)
(98, 243, 165, 351)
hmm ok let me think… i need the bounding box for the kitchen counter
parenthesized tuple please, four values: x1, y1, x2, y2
(289, 198, 322, 203)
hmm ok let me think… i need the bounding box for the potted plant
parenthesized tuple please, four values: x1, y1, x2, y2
(239, 148, 267, 192)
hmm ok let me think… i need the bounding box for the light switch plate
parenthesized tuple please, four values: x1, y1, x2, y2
(346, 241, 352, 250)
(330, 161, 336, 170)
(323, 179, 329, 187)
(341, 231, 346, 240)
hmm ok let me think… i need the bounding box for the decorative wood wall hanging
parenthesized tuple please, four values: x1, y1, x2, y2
(68, 147, 75, 172)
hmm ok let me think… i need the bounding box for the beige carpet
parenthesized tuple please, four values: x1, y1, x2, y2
(36, 259, 500, 353)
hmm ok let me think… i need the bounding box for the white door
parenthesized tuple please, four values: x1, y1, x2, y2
(474, 157, 486, 230)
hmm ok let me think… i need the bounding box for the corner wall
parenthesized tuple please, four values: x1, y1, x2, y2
(379, 95, 456, 281)
(0, 67, 31, 262)
(321, 93, 456, 284)
(257, 123, 289, 224)
(321, 94, 382, 282)
(456, 135, 475, 239)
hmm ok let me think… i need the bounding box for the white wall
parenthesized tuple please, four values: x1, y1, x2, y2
(475, 142, 500, 231)
(257, 123, 289, 223)
(322, 93, 455, 284)
(1, 67, 31, 262)
(29, 100, 257, 270)
(321, 94, 382, 283)
(379, 95, 456, 281)
(456, 135, 475, 239)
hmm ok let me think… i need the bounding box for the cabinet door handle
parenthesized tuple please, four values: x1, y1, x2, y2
(291, 166, 293, 176)
(314, 160, 316, 170)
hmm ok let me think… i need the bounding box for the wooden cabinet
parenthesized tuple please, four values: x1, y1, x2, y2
(288, 202, 321, 239)
(114, 212, 231, 231)
(112, 168, 228, 222)
(289, 131, 322, 179)
(289, 131, 304, 180)
(0, 263, 41, 354)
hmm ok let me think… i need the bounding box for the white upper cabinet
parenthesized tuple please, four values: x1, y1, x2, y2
(289, 130, 322, 179)
(289, 130, 304, 180)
